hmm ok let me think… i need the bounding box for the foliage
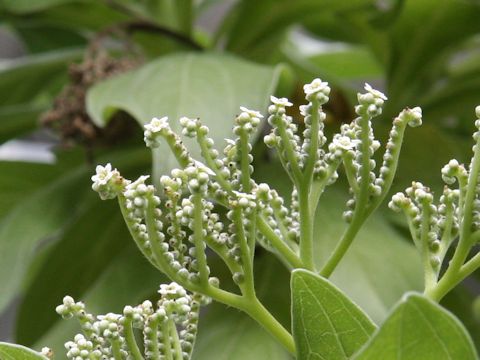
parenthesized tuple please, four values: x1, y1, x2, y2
(0, 0, 480, 359)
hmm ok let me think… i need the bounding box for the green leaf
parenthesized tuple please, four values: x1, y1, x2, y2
(291, 269, 376, 360)
(386, 0, 480, 113)
(15, 200, 130, 346)
(352, 293, 478, 360)
(0, 0, 83, 13)
(0, 48, 82, 106)
(87, 52, 282, 172)
(222, 0, 375, 56)
(0, 165, 89, 315)
(0, 104, 45, 143)
(0, 342, 47, 360)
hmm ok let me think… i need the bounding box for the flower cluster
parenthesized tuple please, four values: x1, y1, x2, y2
(389, 107, 480, 298)
(87, 78, 426, 350)
(57, 283, 206, 360)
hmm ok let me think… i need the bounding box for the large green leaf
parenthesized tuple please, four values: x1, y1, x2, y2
(87, 52, 282, 172)
(0, 164, 89, 315)
(0, 342, 48, 360)
(352, 293, 478, 360)
(0, 104, 45, 143)
(291, 269, 376, 360)
(33, 243, 163, 355)
(0, 48, 82, 106)
(222, 0, 375, 56)
(15, 200, 130, 346)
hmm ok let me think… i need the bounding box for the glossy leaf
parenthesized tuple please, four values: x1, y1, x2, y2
(353, 293, 478, 360)
(0, 342, 47, 360)
(291, 269, 376, 360)
(87, 52, 282, 172)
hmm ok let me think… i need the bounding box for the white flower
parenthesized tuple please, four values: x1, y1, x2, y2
(303, 78, 330, 96)
(158, 282, 187, 298)
(91, 163, 114, 186)
(144, 116, 169, 133)
(331, 135, 360, 151)
(270, 96, 292, 107)
(239, 106, 264, 119)
(364, 83, 387, 101)
(91, 163, 126, 200)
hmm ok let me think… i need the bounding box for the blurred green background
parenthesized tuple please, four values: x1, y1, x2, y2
(0, 0, 479, 358)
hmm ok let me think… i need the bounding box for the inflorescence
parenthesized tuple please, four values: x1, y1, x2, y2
(390, 106, 480, 301)
(83, 79, 426, 354)
(57, 282, 207, 360)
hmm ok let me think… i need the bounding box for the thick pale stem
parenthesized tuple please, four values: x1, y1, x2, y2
(123, 317, 144, 360)
(233, 207, 255, 298)
(320, 115, 371, 277)
(257, 217, 303, 268)
(239, 129, 252, 192)
(169, 319, 184, 360)
(110, 339, 124, 360)
(162, 321, 173, 360)
(299, 185, 315, 271)
(303, 100, 320, 184)
(192, 194, 209, 285)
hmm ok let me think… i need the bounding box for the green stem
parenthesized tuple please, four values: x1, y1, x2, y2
(320, 115, 371, 277)
(276, 118, 303, 184)
(118, 196, 163, 272)
(239, 129, 252, 192)
(257, 216, 303, 268)
(242, 298, 296, 355)
(319, 214, 364, 278)
(309, 157, 342, 215)
(342, 152, 359, 194)
(146, 317, 160, 360)
(162, 321, 173, 360)
(192, 194, 209, 285)
(420, 200, 436, 291)
(123, 317, 144, 360)
(303, 100, 320, 184)
(169, 319, 184, 360)
(233, 207, 255, 298)
(299, 184, 315, 271)
(110, 338, 123, 360)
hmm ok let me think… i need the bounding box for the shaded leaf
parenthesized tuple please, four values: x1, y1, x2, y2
(16, 200, 130, 346)
(353, 293, 478, 360)
(87, 52, 282, 173)
(222, 0, 375, 56)
(0, 48, 82, 106)
(291, 269, 376, 360)
(0, 342, 47, 360)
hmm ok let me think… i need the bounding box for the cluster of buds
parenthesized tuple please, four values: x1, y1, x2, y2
(86, 78, 428, 348)
(390, 107, 480, 297)
(57, 282, 206, 360)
